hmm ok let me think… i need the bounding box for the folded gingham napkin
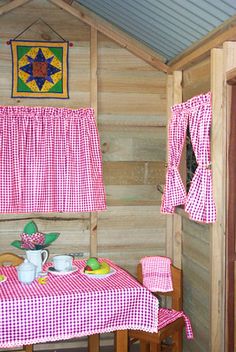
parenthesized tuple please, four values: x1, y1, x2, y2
(140, 256, 173, 292)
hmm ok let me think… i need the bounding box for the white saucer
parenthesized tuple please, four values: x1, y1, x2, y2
(0, 274, 7, 283)
(80, 267, 116, 279)
(48, 266, 78, 276)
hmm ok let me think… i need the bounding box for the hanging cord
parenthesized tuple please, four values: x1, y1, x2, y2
(7, 18, 69, 44)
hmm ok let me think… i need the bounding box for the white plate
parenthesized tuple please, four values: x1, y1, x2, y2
(0, 274, 7, 283)
(48, 266, 78, 276)
(80, 267, 116, 279)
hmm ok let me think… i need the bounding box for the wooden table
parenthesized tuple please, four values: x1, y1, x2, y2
(0, 259, 159, 352)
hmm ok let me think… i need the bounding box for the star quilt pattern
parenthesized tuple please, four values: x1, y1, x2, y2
(11, 40, 69, 98)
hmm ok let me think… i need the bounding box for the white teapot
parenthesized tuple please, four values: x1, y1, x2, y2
(17, 259, 36, 284)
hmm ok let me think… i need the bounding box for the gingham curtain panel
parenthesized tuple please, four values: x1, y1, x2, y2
(0, 106, 106, 213)
(161, 92, 216, 223)
(185, 92, 216, 223)
(161, 102, 188, 213)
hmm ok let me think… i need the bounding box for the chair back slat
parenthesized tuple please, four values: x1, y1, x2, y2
(0, 252, 24, 267)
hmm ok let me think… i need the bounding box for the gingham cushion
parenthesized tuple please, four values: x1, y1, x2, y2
(158, 308, 193, 339)
(140, 256, 173, 292)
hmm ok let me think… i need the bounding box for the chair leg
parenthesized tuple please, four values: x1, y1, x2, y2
(88, 334, 100, 352)
(115, 330, 128, 352)
(140, 340, 150, 352)
(150, 342, 161, 352)
(172, 330, 182, 352)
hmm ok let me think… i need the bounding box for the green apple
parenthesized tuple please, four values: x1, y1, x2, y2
(86, 257, 100, 270)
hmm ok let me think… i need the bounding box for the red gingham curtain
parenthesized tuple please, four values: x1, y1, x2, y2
(185, 92, 216, 223)
(161, 92, 216, 223)
(0, 106, 106, 213)
(160, 102, 188, 213)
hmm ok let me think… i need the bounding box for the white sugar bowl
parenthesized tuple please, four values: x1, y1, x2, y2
(17, 259, 36, 284)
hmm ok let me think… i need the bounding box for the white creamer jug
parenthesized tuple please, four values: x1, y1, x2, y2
(17, 259, 36, 284)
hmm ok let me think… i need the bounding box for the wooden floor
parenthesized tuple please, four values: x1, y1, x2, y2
(40, 344, 140, 352)
(39, 342, 175, 352)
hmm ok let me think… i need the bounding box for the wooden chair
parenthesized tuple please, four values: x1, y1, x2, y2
(0, 252, 24, 267)
(0, 252, 33, 352)
(129, 263, 185, 352)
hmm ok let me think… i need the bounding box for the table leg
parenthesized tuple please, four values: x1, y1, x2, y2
(150, 342, 161, 352)
(88, 334, 100, 352)
(115, 330, 128, 352)
(140, 341, 150, 352)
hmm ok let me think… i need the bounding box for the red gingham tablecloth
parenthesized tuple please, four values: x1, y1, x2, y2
(0, 259, 159, 348)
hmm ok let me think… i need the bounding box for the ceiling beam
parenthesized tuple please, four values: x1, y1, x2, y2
(0, 0, 32, 16)
(226, 67, 236, 86)
(49, 0, 169, 73)
(63, 0, 74, 4)
(169, 15, 236, 71)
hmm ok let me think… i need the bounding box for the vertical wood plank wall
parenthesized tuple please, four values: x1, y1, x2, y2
(97, 32, 166, 275)
(0, 1, 167, 349)
(181, 57, 211, 352)
(182, 217, 210, 352)
(165, 58, 212, 352)
(182, 57, 211, 101)
(166, 71, 183, 268)
(210, 48, 225, 352)
(223, 42, 236, 352)
(171, 48, 229, 352)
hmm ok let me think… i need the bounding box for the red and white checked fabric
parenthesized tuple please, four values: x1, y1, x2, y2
(161, 99, 188, 214)
(0, 259, 159, 348)
(161, 92, 216, 223)
(140, 256, 173, 292)
(184, 92, 216, 223)
(158, 308, 193, 339)
(20, 232, 45, 249)
(140, 256, 193, 340)
(0, 106, 106, 213)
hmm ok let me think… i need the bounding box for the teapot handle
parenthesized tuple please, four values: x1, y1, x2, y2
(41, 249, 49, 266)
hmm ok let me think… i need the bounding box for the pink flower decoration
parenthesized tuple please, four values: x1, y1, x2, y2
(20, 232, 45, 250)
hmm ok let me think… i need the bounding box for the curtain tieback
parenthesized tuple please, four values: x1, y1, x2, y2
(197, 162, 212, 170)
(165, 164, 178, 170)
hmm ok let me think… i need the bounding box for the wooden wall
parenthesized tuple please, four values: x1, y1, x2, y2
(97, 31, 166, 274)
(182, 217, 210, 352)
(181, 57, 211, 351)
(182, 57, 210, 101)
(0, 1, 166, 349)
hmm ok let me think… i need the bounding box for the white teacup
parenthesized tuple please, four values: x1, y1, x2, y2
(52, 255, 73, 272)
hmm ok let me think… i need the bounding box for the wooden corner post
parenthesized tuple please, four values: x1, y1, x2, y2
(90, 27, 98, 257)
(210, 47, 225, 352)
(166, 71, 183, 268)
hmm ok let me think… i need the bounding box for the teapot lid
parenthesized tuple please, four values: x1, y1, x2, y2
(18, 259, 36, 272)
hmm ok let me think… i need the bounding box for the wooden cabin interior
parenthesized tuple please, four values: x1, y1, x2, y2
(0, 1, 236, 351)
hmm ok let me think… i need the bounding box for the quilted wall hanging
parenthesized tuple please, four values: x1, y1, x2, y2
(11, 40, 69, 98)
